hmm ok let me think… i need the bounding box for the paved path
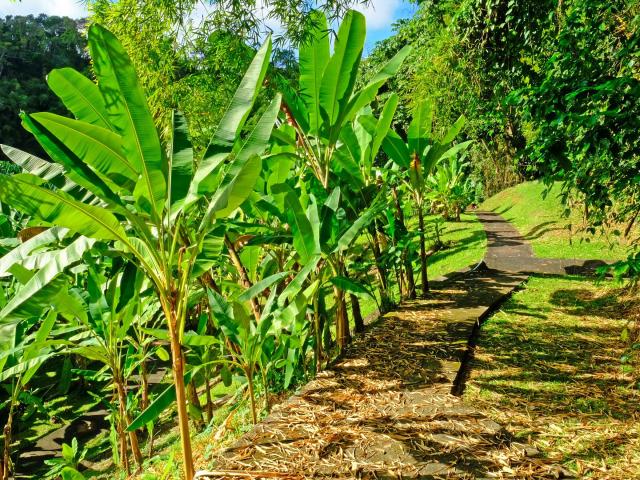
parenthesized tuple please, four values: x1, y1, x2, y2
(196, 213, 592, 479)
(478, 211, 607, 275)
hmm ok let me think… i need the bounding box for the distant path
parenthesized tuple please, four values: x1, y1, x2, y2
(477, 211, 608, 275)
(15, 368, 167, 478)
(197, 214, 582, 479)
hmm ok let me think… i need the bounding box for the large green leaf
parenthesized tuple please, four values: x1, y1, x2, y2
(336, 193, 385, 252)
(277, 255, 320, 307)
(237, 271, 289, 303)
(407, 99, 433, 157)
(0, 352, 57, 382)
(441, 115, 466, 144)
(0, 174, 127, 241)
(279, 80, 310, 133)
(201, 154, 261, 228)
(169, 111, 193, 207)
(341, 45, 411, 128)
(199, 97, 282, 225)
(127, 368, 196, 431)
(2, 145, 69, 189)
(47, 67, 113, 131)
(234, 94, 282, 165)
(285, 192, 317, 263)
(299, 10, 330, 134)
(184, 62, 281, 208)
(31, 112, 137, 192)
(88, 23, 165, 218)
(0, 227, 69, 278)
(192, 228, 225, 277)
(21, 113, 125, 211)
(330, 276, 375, 300)
(319, 10, 366, 136)
(205, 37, 272, 155)
(371, 93, 399, 162)
(382, 129, 410, 168)
(0, 237, 94, 323)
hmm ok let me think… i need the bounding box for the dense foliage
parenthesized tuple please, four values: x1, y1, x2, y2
(2, 0, 639, 478)
(366, 0, 640, 272)
(0, 15, 88, 157)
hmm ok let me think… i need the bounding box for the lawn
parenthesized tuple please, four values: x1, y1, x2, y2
(426, 212, 487, 279)
(465, 275, 640, 478)
(481, 181, 632, 261)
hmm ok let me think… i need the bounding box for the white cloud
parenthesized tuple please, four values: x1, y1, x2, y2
(359, 0, 402, 30)
(0, 0, 88, 18)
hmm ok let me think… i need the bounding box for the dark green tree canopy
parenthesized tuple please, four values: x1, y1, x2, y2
(0, 15, 89, 158)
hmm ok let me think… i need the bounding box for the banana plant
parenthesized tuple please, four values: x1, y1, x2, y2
(383, 100, 472, 295)
(278, 9, 409, 349)
(207, 289, 273, 425)
(0, 222, 101, 479)
(283, 187, 384, 354)
(280, 9, 411, 190)
(334, 94, 400, 306)
(0, 24, 278, 478)
(427, 155, 475, 221)
(0, 308, 64, 480)
(65, 260, 151, 474)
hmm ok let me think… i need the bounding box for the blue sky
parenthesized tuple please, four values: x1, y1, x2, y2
(0, 0, 416, 51)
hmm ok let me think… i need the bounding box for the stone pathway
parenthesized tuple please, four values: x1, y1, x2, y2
(14, 369, 167, 478)
(196, 212, 597, 479)
(478, 211, 607, 275)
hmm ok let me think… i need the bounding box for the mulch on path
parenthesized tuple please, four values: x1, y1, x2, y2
(198, 268, 570, 479)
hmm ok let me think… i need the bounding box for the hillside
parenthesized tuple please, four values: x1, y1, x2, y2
(481, 181, 632, 261)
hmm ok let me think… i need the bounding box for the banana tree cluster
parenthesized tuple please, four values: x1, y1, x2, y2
(383, 100, 472, 295)
(0, 9, 472, 480)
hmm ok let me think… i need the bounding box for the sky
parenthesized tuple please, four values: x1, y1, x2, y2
(0, 0, 416, 51)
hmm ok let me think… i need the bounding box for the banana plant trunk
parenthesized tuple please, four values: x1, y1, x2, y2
(166, 309, 195, 480)
(313, 292, 323, 372)
(140, 361, 149, 411)
(115, 377, 143, 470)
(205, 370, 214, 423)
(2, 410, 12, 480)
(350, 293, 365, 333)
(224, 236, 260, 322)
(246, 367, 258, 424)
(417, 206, 430, 295)
(188, 378, 203, 429)
(369, 223, 389, 296)
(333, 285, 351, 350)
(392, 186, 416, 299)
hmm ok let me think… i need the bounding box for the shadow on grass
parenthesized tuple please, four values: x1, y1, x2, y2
(468, 277, 640, 471)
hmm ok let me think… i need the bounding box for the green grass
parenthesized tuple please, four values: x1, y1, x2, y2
(465, 276, 640, 478)
(481, 181, 630, 260)
(426, 213, 487, 279)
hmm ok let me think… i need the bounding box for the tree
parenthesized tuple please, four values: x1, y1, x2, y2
(0, 15, 89, 156)
(513, 0, 640, 234)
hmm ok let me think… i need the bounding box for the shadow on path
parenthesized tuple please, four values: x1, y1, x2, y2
(477, 211, 609, 275)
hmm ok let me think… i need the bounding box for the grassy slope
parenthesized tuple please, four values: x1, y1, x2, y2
(427, 213, 487, 279)
(481, 181, 629, 261)
(465, 276, 639, 478)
